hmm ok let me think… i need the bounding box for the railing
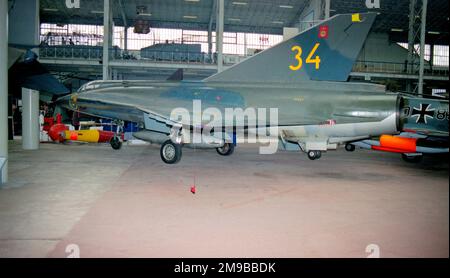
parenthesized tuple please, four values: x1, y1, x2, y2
(39, 45, 217, 65)
(40, 46, 448, 78)
(40, 45, 105, 60)
(353, 60, 449, 77)
(38, 45, 252, 66)
(122, 49, 214, 64)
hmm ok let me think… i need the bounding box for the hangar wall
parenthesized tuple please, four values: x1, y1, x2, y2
(358, 33, 409, 63)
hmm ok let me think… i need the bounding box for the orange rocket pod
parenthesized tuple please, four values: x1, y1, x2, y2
(371, 135, 417, 153)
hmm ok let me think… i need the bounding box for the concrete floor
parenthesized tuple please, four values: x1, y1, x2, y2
(0, 140, 448, 258)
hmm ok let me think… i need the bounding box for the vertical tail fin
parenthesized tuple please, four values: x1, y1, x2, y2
(205, 13, 377, 83)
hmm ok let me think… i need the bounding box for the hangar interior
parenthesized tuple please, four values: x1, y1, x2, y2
(0, 0, 448, 258)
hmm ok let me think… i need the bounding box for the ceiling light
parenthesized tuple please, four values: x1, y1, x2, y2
(91, 10, 104, 14)
(279, 5, 294, 9)
(183, 15, 198, 19)
(185, 0, 200, 2)
(136, 5, 151, 17)
(232, 1, 248, 5)
(390, 28, 403, 32)
(428, 31, 440, 35)
(272, 21, 284, 24)
(43, 8, 59, 12)
(228, 18, 241, 22)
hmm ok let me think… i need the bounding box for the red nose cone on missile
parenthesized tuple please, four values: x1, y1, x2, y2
(48, 124, 68, 142)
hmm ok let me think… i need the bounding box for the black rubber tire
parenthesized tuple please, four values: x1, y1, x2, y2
(307, 150, 317, 160)
(401, 154, 423, 163)
(315, 150, 322, 159)
(216, 143, 235, 156)
(345, 144, 356, 152)
(160, 140, 182, 164)
(110, 136, 122, 150)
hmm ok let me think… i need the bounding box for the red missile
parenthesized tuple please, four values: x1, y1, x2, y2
(48, 123, 68, 143)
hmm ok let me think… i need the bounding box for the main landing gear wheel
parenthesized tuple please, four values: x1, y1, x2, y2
(307, 150, 322, 160)
(110, 136, 122, 150)
(160, 140, 182, 164)
(345, 143, 356, 152)
(401, 154, 423, 163)
(216, 143, 235, 156)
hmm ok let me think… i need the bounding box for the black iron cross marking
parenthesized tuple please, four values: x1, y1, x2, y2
(411, 103, 435, 124)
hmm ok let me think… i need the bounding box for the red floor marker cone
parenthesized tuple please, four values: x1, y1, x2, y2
(190, 185, 196, 194)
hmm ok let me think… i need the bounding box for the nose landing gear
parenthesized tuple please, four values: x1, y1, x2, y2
(110, 136, 122, 150)
(110, 120, 124, 150)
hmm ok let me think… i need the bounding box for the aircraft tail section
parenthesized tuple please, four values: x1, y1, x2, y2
(205, 13, 377, 83)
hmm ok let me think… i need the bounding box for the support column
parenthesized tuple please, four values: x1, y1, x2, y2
(324, 0, 331, 19)
(8, 0, 40, 47)
(429, 44, 434, 67)
(418, 0, 427, 97)
(21, 88, 40, 150)
(406, 0, 428, 94)
(0, 0, 8, 184)
(124, 27, 128, 51)
(118, 0, 128, 52)
(207, 0, 216, 59)
(216, 0, 224, 72)
(244, 33, 247, 56)
(207, 28, 212, 56)
(103, 0, 111, 80)
(407, 0, 417, 75)
(33, 0, 40, 56)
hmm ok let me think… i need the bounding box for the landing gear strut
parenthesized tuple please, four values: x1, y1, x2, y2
(160, 140, 182, 164)
(307, 150, 322, 160)
(216, 143, 235, 156)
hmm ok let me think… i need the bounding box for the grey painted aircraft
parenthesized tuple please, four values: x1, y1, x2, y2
(57, 13, 415, 164)
(347, 96, 449, 163)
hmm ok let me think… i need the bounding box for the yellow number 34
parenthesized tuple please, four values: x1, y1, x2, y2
(289, 43, 321, 71)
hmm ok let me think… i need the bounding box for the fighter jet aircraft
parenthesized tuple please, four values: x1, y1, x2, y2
(57, 13, 409, 164)
(346, 96, 449, 162)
